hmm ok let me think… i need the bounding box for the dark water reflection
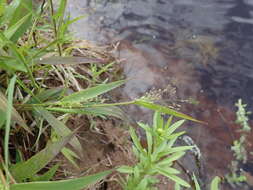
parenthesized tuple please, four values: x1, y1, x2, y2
(67, 0, 253, 189)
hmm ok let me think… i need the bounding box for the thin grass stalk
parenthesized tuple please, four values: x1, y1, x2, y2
(49, 0, 62, 56)
(4, 75, 16, 186)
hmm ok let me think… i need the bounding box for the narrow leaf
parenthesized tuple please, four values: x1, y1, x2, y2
(193, 173, 201, 190)
(61, 80, 125, 103)
(167, 174, 190, 188)
(10, 170, 111, 190)
(134, 100, 204, 123)
(36, 56, 105, 66)
(117, 166, 133, 174)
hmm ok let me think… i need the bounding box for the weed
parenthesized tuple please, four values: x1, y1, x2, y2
(117, 112, 193, 189)
(225, 99, 251, 187)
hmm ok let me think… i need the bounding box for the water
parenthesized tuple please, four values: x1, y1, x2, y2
(66, 0, 253, 189)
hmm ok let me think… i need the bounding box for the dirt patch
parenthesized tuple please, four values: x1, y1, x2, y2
(56, 115, 135, 189)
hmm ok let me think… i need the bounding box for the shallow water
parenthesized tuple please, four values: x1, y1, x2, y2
(66, 0, 253, 189)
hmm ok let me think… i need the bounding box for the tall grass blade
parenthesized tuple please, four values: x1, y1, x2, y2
(47, 106, 126, 120)
(8, 0, 32, 42)
(61, 80, 125, 103)
(4, 13, 32, 41)
(10, 170, 111, 190)
(4, 75, 16, 175)
(134, 100, 204, 123)
(36, 56, 104, 66)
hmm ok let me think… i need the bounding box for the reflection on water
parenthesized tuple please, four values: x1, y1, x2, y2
(66, 0, 253, 189)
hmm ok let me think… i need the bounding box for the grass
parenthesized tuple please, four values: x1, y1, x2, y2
(0, 0, 215, 190)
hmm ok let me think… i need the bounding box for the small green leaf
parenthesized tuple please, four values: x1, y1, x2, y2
(166, 120, 185, 137)
(157, 152, 185, 166)
(47, 106, 126, 120)
(4, 13, 32, 41)
(61, 80, 125, 103)
(61, 147, 80, 169)
(117, 166, 133, 174)
(157, 146, 193, 159)
(31, 164, 59, 182)
(167, 174, 190, 188)
(157, 166, 181, 175)
(130, 127, 144, 154)
(193, 173, 201, 190)
(210, 176, 221, 190)
(10, 170, 111, 190)
(8, 0, 32, 42)
(153, 111, 163, 131)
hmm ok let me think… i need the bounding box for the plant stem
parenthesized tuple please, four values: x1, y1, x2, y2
(49, 0, 62, 56)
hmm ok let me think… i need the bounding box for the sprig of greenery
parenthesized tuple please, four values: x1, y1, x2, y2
(118, 112, 193, 189)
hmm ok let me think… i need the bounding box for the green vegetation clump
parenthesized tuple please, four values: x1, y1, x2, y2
(225, 99, 251, 188)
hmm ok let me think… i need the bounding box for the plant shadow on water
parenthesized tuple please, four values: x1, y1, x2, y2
(66, 0, 253, 189)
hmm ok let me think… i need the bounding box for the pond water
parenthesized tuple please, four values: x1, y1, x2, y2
(66, 0, 253, 189)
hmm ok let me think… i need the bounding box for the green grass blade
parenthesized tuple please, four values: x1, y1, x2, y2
(4, 13, 32, 41)
(4, 75, 16, 175)
(36, 56, 104, 66)
(61, 80, 125, 103)
(134, 100, 204, 123)
(10, 131, 76, 182)
(8, 0, 32, 42)
(34, 107, 82, 153)
(193, 173, 201, 190)
(27, 88, 64, 104)
(47, 106, 126, 120)
(31, 164, 59, 182)
(10, 170, 111, 190)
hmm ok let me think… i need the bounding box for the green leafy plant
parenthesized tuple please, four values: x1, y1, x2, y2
(225, 99, 251, 187)
(117, 111, 193, 189)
